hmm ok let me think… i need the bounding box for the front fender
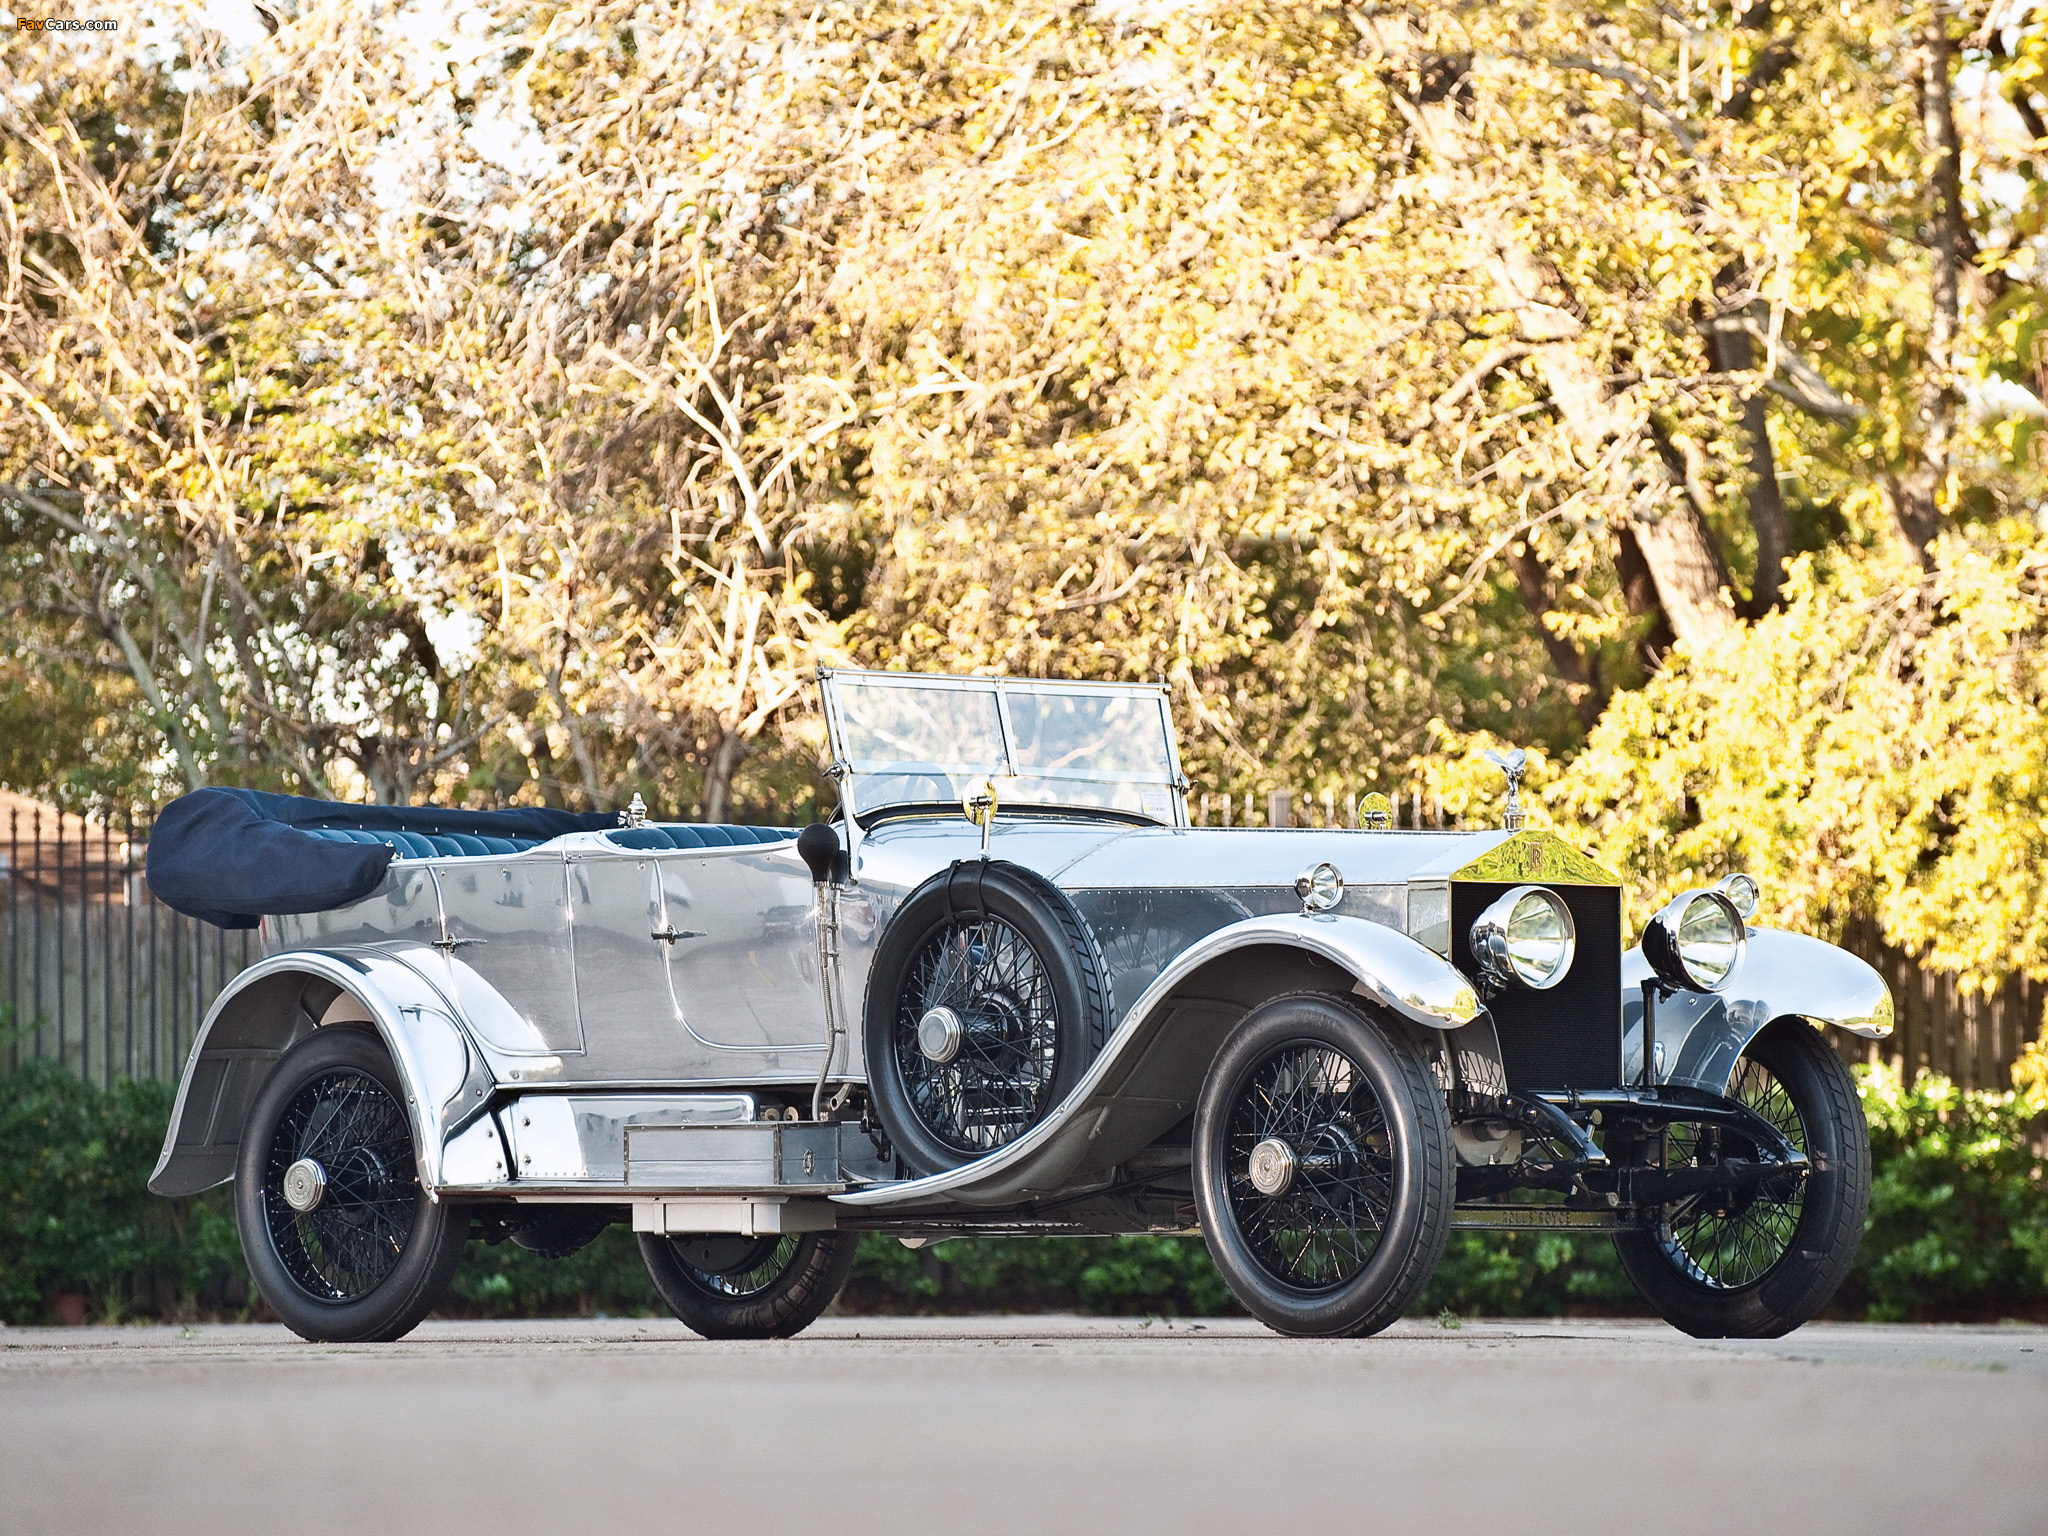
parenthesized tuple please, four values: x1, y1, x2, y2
(1624, 927, 1893, 1093)
(836, 913, 1482, 1211)
(148, 947, 494, 1198)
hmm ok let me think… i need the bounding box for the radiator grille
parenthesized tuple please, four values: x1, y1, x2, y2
(1450, 882, 1623, 1093)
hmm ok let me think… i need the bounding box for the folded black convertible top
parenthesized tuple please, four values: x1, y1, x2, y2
(145, 788, 618, 930)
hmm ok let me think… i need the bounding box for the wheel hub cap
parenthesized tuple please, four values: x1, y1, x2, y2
(918, 1006, 966, 1064)
(282, 1157, 328, 1213)
(1247, 1137, 1297, 1197)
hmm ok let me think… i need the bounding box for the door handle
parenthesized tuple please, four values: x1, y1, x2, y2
(651, 926, 705, 944)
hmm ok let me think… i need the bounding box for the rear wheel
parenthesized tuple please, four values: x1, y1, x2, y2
(1613, 1018, 1870, 1338)
(1192, 993, 1454, 1338)
(638, 1231, 858, 1340)
(234, 1025, 468, 1343)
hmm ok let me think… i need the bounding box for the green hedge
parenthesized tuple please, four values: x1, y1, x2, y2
(5, 1057, 2046, 1325)
(0, 1062, 247, 1324)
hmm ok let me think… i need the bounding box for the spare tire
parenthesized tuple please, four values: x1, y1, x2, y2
(864, 860, 1113, 1176)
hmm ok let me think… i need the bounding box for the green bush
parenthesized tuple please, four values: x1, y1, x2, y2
(6, 1058, 2047, 1324)
(445, 1227, 661, 1318)
(841, 1232, 1237, 1317)
(1835, 1064, 2048, 1321)
(0, 1059, 248, 1324)
(1419, 1232, 1638, 1320)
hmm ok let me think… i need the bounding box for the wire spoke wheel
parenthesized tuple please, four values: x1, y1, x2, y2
(1225, 1043, 1394, 1292)
(1656, 1059, 1807, 1291)
(639, 1230, 859, 1340)
(865, 863, 1110, 1177)
(895, 915, 1060, 1156)
(1193, 994, 1453, 1338)
(1612, 1018, 1871, 1339)
(671, 1235, 801, 1299)
(234, 1025, 468, 1343)
(261, 1067, 418, 1302)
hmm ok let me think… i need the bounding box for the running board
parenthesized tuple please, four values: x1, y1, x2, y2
(632, 1198, 838, 1236)
(1452, 1206, 1636, 1232)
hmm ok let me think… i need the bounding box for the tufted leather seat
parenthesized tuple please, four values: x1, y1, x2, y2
(303, 827, 539, 858)
(607, 825, 799, 852)
(301, 823, 797, 859)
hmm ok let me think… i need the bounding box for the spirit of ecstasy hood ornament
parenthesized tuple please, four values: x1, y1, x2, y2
(1483, 748, 1527, 831)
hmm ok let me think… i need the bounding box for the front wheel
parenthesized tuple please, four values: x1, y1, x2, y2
(639, 1231, 858, 1339)
(234, 1025, 468, 1343)
(1192, 993, 1455, 1338)
(1613, 1018, 1870, 1338)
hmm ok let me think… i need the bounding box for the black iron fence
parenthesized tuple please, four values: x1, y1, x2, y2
(0, 792, 2038, 1093)
(3, 804, 257, 1087)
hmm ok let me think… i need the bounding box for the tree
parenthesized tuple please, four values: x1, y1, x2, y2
(5, 0, 2048, 994)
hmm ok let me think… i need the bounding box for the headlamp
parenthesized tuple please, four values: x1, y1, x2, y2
(1643, 888, 1747, 992)
(1469, 885, 1575, 991)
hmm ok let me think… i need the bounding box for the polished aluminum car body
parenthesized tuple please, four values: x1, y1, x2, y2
(152, 668, 1891, 1252)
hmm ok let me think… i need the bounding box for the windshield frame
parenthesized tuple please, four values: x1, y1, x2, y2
(815, 668, 1189, 836)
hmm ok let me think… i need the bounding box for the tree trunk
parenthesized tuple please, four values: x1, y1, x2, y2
(1893, 12, 1966, 563)
(1614, 528, 1677, 669)
(1709, 11, 1797, 614)
(700, 726, 747, 823)
(1393, 74, 1739, 654)
(1487, 226, 1736, 650)
(1704, 303, 1793, 616)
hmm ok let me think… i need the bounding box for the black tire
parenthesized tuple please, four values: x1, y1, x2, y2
(863, 860, 1112, 1176)
(638, 1231, 858, 1339)
(1191, 993, 1455, 1338)
(1613, 1017, 1870, 1339)
(234, 1025, 468, 1343)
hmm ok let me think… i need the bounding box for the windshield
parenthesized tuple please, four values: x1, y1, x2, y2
(819, 670, 1185, 825)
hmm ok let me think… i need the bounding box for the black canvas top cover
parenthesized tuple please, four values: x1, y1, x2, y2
(145, 788, 618, 930)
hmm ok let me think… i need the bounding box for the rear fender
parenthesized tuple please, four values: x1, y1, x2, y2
(835, 913, 1483, 1211)
(148, 947, 495, 1198)
(1624, 927, 1893, 1093)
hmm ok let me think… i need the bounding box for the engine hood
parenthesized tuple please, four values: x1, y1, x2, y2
(853, 817, 1617, 899)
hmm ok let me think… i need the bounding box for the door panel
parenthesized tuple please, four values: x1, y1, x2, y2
(567, 844, 833, 1081)
(568, 855, 676, 1073)
(439, 857, 583, 1056)
(656, 850, 827, 1054)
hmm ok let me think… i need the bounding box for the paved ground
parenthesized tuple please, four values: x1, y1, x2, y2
(3, 1315, 2044, 1534)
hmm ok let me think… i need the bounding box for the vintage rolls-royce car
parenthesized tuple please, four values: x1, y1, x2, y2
(147, 668, 1892, 1344)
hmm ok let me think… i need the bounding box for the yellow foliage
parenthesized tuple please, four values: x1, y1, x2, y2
(1554, 537, 2048, 983)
